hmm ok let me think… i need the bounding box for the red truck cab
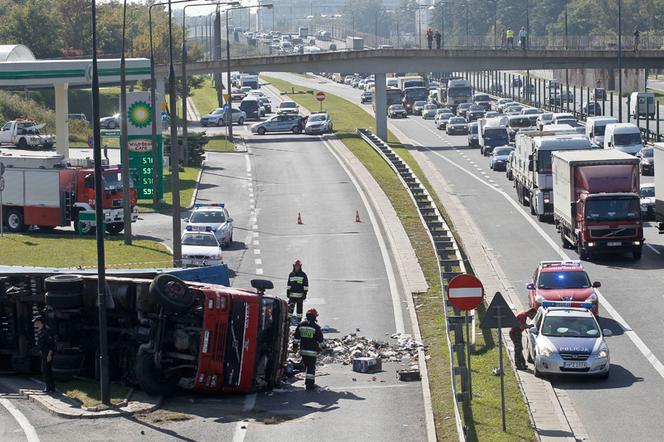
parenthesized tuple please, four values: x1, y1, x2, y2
(528, 260, 601, 316)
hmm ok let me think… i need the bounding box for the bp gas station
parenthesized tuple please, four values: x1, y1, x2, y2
(0, 44, 163, 199)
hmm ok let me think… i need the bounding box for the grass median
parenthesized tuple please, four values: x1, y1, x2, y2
(138, 166, 200, 213)
(60, 379, 130, 408)
(0, 234, 171, 268)
(263, 75, 534, 441)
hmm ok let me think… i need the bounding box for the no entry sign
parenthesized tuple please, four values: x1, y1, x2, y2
(315, 91, 326, 102)
(447, 274, 485, 311)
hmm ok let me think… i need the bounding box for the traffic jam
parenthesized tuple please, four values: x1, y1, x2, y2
(323, 71, 664, 380)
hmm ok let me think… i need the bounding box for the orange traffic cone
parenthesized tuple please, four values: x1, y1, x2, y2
(297, 212, 303, 225)
(355, 210, 361, 223)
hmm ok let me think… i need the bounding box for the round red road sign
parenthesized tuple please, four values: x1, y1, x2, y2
(447, 274, 484, 311)
(315, 91, 326, 102)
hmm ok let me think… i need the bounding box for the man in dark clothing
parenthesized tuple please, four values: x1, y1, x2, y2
(34, 315, 55, 393)
(634, 28, 640, 51)
(287, 259, 309, 324)
(426, 28, 434, 50)
(434, 30, 442, 49)
(509, 308, 537, 370)
(293, 308, 325, 390)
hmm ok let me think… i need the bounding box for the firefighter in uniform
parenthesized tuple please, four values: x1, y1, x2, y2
(286, 259, 309, 323)
(293, 308, 325, 390)
(33, 315, 55, 393)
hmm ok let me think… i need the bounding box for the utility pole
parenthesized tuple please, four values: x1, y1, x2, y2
(167, 0, 182, 267)
(226, 11, 234, 141)
(214, 9, 224, 107)
(618, 0, 623, 122)
(120, 0, 132, 245)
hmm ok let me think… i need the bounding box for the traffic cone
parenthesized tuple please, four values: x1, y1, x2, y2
(355, 210, 361, 223)
(297, 212, 303, 225)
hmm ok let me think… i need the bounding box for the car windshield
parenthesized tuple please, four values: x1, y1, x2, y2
(309, 114, 327, 122)
(494, 147, 513, 156)
(424, 105, 437, 110)
(585, 197, 640, 221)
(182, 233, 218, 247)
(641, 186, 655, 198)
(458, 104, 471, 110)
(211, 109, 224, 115)
(391, 105, 404, 110)
(474, 95, 490, 101)
(541, 316, 600, 338)
(538, 271, 591, 289)
(614, 133, 642, 145)
(507, 106, 523, 112)
(642, 148, 654, 158)
(509, 117, 531, 128)
(414, 101, 427, 106)
(103, 172, 123, 191)
(450, 118, 466, 124)
(280, 102, 297, 108)
(541, 114, 553, 121)
(190, 210, 226, 223)
(448, 87, 472, 97)
(594, 124, 608, 136)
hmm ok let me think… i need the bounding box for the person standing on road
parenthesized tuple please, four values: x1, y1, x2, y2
(506, 27, 514, 49)
(509, 308, 537, 370)
(426, 28, 434, 49)
(634, 27, 640, 51)
(287, 259, 309, 323)
(34, 315, 55, 393)
(293, 308, 325, 391)
(518, 27, 528, 51)
(434, 30, 442, 49)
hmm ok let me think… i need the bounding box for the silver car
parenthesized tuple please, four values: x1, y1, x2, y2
(100, 113, 120, 129)
(527, 305, 611, 379)
(422, 104, 438, 120)
(185, 204, 234, 246)
(181, 231, 223, 268)
(200, 108, 246, 127)
(446, 117, 468, 135)
(305, 112, 333, 134)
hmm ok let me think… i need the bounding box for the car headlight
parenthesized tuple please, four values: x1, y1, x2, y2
(534, 294, 544, 303)
(540, 345, 555, 357)
(586, 292, 598, 303)
(597, 347, 609, 359)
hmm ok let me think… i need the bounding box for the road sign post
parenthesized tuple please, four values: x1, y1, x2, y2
(0, 162, 4, 237)
(480, 292, 519, 433)
(448, 274, 485, 402)
(315, 91, 326, 112)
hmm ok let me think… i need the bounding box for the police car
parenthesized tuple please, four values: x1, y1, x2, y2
(181, 231, 223, 267)
(185, 204, 234, 247)
(527, 260, 601, 316)
(526, 301, 612, 379)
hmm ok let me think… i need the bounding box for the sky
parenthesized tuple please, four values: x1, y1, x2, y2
(98, 0, 263, 15)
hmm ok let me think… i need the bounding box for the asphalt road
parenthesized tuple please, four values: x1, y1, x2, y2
(271, 71, 664, 441)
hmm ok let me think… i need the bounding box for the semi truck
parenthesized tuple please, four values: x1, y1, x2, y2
(478, 116, 509, 156)
(1, 153, 138, 235)
(372, 87, 403, 114)
(397, 76, 425, 91)
(446, 79, 472, 110)
(0, 270, 289, 396)
(513, 130, 593, 221)
(0, 120, 55, 150)
(402, 86, 429, 114)
(552, 150, 643, 260)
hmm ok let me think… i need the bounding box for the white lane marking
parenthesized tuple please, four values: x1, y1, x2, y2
(255, 258, 262, 265)
(253, 232, 259, 237)
(245, 155, 251, 173)
(253, 240, 260, 246)
(255, 268, 263, 275)
(646, 243, 661, 255)
(320, 137, 405, 334)
(422, 144, 664, 381)
(253, 224, 258, 230)
(231, 393, 256, 442)
(254, 249, 261, 255)
(0, 398, 40, 442)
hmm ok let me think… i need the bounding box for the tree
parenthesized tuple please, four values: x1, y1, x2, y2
(2, 0, 63, 58)
(57, 0, 92, 53)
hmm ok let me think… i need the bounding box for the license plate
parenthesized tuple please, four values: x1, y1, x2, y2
(607, 241, 621, 247)
(563, 361, 588, 369)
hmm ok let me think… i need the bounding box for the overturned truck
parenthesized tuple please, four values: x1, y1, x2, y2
(0, 271, 289, 396)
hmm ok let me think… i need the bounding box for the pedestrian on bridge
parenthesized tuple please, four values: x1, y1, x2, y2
(434, 30, 442, 49)
(34, 315, 55, 393)
(634, 27, 640, 51)
(510, 308, 537, 370)
(287, 259, 309, 324)
(426, 28, 434, 49)
(500, 28, 506, 49)
(518, 27, 528, 51)
(506, 27, 514, 49)
(293, 308, 326, 391)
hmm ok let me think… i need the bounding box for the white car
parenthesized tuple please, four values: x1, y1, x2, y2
(181, 231, 223, 267)
(422, 104, 438, 120)
(185, 204, 234, 246)
(527, 303, 612, 379)
(277, 100, 299, 115)
(640, 183, 655, 220)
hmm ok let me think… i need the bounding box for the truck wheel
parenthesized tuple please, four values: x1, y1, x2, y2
(134, 351, 177, 396)
(577, 243, 589, 261)
(46, 291, 83, 309)
(74, 213, 95, 235)
(5, 208, 27, 233)
(633, 248, 642, 260)
(149, 274, 193, 313)
(43, 143, 54, 150)
(44, 274, 84, 292)
(17, 138, 28, 149)
(105, 223, 124, 235)
(560, 231, 572, 249)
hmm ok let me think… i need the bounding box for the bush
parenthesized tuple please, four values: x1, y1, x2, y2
(164, 131, 208, 167)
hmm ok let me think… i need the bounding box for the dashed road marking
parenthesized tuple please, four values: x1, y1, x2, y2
(0, 398, 40, 442)
(254, 249, 261, 255)
(255, 258, 262, 265)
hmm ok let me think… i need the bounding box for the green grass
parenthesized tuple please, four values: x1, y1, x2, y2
(138, 166, 200, 213)
(0, 234, 171, 269)
(263, 76, 535, 442)
(191, 77, 219, 117)
(205, 135, 236, 152)
(60, 379, 130, 408)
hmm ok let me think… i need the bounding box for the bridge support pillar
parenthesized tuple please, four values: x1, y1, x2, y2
(54, 82, 69, 158)
(374, 72, 387, 141)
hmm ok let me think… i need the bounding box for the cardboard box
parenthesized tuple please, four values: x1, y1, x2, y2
(352, 357, 382, 373)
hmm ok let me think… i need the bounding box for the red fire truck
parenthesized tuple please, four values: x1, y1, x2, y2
(0, 153, 137, 234)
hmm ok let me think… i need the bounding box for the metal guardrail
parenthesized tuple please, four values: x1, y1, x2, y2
(357, 128, 468, 442)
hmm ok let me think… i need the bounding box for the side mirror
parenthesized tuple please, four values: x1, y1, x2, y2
(592, 281, 601, 288)
(183, 218, 189, 222)
(526, 283, 535, 290)
(528, 325, 538, 334)
(603, 329, 613, 337)
(228, 218, 234, 223)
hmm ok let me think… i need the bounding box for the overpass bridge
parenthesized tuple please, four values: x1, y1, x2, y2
(155, 48, 664, 140)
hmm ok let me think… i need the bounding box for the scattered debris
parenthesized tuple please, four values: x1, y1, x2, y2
(492, 368, 502, 376)
(397, 368, 421, 382)
(352, 357, 382, 373)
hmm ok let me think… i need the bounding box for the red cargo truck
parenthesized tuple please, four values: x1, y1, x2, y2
(552, 150, 643, 260)
(0, 154, 137, 234)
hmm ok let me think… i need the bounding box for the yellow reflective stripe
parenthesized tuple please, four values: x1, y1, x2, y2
(305, 374, 316, 379)
(289, 276, 304, 283)
(303, 286, 309, 290)
(300, 350, 318, 356)
(298, 326, 316, 338)
(289, 293, 304, 298)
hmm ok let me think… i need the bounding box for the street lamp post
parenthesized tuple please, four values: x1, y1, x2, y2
(618, 0, 623, 122)
(120, 0, 132, 244)
(564, 0, 568, 49)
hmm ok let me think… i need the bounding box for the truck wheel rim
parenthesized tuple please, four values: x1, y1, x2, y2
(8, 214, 19, 229)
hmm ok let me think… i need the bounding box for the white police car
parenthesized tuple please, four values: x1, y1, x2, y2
(185, 204, 234, 247)
(526, 301, 612, 379)
(181, 231, 223, 267)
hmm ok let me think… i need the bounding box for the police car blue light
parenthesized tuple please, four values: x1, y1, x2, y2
(541, 301, 593, 309)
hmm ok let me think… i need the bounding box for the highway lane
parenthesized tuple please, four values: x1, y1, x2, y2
(269, 72, 664, 440)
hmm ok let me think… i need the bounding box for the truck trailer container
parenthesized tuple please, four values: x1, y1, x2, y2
(552, 149, 642, 260)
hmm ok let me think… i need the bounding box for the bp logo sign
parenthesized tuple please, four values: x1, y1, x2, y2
(128, 101, 152, 128)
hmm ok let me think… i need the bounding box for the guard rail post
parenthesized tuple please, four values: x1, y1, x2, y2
(628, 95, 631, 123)
(610, 92, 614, 117)
(646, 96, 651, 138)
(572, 85, 576, 115)
(657, 104, 661, 141)
(586, 87, 591, 118)
(602, 92, 606, 116)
